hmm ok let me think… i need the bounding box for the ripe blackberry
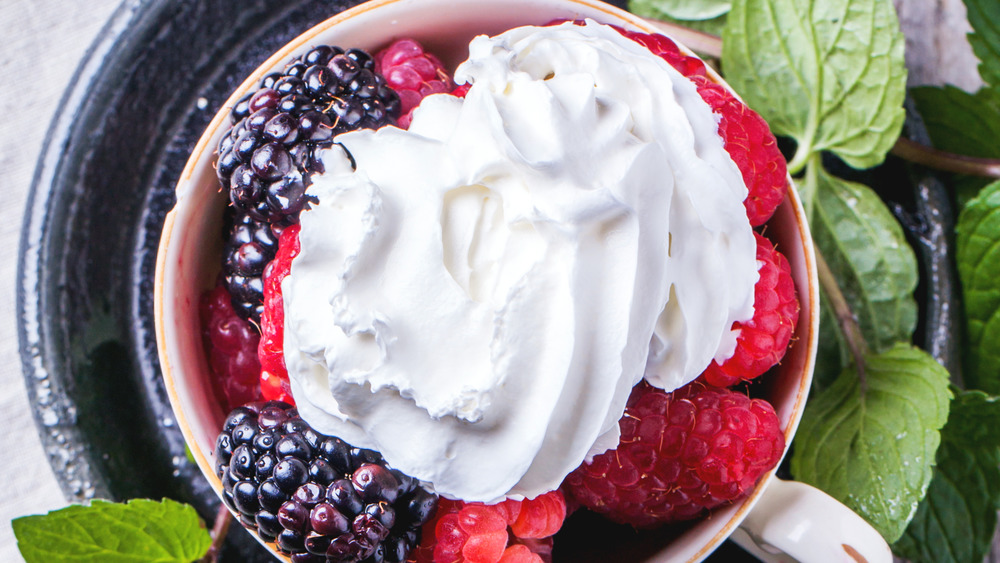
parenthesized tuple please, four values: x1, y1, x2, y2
(215, 401, 437, 562)
(222, 209, 279, 324)
(217, 45, 401, 323)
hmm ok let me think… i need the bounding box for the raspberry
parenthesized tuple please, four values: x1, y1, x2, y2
(701, 231, 799, 388)
(691, 75, 788, 226)
(258, 223, 300, 404)
(617, 29, 789, 226)
(417, 491, 566, 563)
(375, 38, 455, 129)
(200, 282, 262, 412)
(564, 380, 784, 528)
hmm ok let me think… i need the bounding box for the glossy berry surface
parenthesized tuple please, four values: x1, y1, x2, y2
(413, 491, 565, 563)
(702, 232, 799, 387)
(200, 282, 262, 412)
(214, 401, 437, 562)
(258, 223, 300, 404)
(564, 381, 785, 527)
(218, 44, 400, 324)
(375, 38, 455, 129)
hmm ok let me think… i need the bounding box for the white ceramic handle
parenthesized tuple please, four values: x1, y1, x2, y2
(730, 478, 893, 563)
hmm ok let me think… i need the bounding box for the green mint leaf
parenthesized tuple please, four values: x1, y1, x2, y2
(812, 166, 918, 354)
(628, 0, 730, 21)
(911, 85, 1000, 159)
(12, 498, 211, 563)
(941, 388, 1000, 448)
(790, 344, 952, 542)
(722, 0, 906, 171)
(893, 389, 1000, 563)
(910, 86, 1000, 207)
(965, 0, 1000, 89)
(956, 179, 1000, 394)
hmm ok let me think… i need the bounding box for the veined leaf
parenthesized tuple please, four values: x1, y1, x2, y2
(893, 389, 1000, 563)
(956, 180, 1000, 394)
(628, 0, 730, 21)
(722, 0, 906, 170)
(13, 499, 210, 563)
(965, 0, 1000, 90)
(811, 166, 918, 353)
(790, 344, 952, 542)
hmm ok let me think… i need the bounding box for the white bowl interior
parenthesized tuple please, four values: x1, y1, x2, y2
(155, 0, 819, 560)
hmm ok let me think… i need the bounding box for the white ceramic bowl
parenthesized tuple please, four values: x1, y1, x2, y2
(155, 0, 821, 560)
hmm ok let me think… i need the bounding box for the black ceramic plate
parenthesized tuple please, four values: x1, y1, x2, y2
(17, 0, 959, 560)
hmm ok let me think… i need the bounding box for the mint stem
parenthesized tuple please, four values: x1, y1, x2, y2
(200, 505, 232, 563)
(891, 137, 1000, 178)
(815, 244, 870, 392)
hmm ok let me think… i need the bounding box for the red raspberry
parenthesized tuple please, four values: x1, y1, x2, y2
(199, 282, 261, 412)
(415, 491, 566, 563)
(618, 29, 788, 226)
(257, 223, 300, 404)
(375, 38, 455, 129)
(701, 231, 799, 388)
(564, 380, 784, 528)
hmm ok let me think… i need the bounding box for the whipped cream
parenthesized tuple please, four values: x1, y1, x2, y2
(282, 21, 758, 502)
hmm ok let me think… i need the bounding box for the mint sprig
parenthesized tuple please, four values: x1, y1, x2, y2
(12, 499, 212, 563)
(789, 344, 952, 542)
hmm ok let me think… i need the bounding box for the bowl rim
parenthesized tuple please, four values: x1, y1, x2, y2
(154, 0, 819, 560)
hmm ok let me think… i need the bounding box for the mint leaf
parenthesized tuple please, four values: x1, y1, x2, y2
(956, 179, 1000, 394)
(722, 0, 906, 170)
(911, 85, 1000, 160)
(790, 344, 952, 542)
(813, 290, 849, 393)
(629, 0, 729, 36)
(893, 389, 1000, 563)
(627, 0, 730, 21)
(893, 440, 1000, 563)
(811, 166, 918, 354)
(965, 0, 1000, 89)
(941, 388, 1000, 448)
(12, 498, 210, 563)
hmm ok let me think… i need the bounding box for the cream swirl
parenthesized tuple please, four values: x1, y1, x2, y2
(282, 20, 757, 502)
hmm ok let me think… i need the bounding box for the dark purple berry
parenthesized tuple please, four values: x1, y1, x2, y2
(279, 500, 310, 533)
(234, 480, 261, 514)
(258, 478, 287, 513)
(327, 479, 364, 517)
(310, 502, 350, 536)
(274, 457, 309, 492)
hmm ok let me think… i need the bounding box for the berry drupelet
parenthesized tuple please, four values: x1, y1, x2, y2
(217, 45, 401, 324)
(215, 401, 437, 562)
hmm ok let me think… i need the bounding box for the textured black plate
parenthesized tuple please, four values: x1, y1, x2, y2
(17, 0, 959, 561)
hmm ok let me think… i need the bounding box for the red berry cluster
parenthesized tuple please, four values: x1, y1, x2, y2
(200, 282, 261, 412)
(258, 223, 300, 405)
(376, 38, 455, 129)
(413, 491, 566, 563)
(563, 381, 785, 526)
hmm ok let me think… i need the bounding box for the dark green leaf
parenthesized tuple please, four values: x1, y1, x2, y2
(12, 499, 210, 563)
(812, 167, 918, 353)
(965, 0, 1000, 89)
(956, 180, 1000, 393)
(911, 85, 1000, 160)
(814, 289, 850, 393)
(893, 389, 1000, 563)
(790, 344, 951, 542)
(722, 0, 906, 170)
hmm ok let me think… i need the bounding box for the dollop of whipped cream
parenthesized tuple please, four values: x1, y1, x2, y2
(282, 20, 758, 502)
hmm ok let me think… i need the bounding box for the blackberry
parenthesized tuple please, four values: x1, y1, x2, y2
(217, 45, 401, 324)
(215, 402, 436, 562)
(222, 209, 279, 323)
